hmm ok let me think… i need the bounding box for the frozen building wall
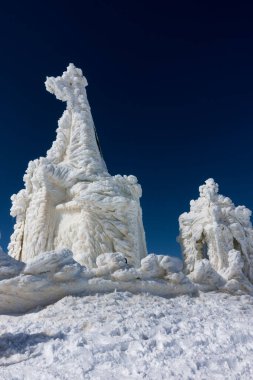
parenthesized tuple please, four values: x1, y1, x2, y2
(8, 64, 147, 267)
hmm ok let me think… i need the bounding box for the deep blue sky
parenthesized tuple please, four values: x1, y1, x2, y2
(1, 1, 253, 257)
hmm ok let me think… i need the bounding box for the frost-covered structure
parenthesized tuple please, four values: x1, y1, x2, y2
(5, 63, 253, 307)
(8, 64, 147, 267)
(178, 179, 253, 289)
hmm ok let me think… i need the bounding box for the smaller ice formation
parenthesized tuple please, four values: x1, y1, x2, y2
(8, 64, 147, 268)
(178, 178, 253, 292)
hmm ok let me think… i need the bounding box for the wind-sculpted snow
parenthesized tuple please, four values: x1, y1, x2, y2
(0, 250, 196, 315)
(1, 246, 253, 316)
(179, 178, 253, 293)
(9, 64, 147, 267)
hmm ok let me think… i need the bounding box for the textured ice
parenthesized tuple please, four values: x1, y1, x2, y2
(9, 64, 147, 267)
(0, 249, 195, 315)
(179, 178, 253, 293)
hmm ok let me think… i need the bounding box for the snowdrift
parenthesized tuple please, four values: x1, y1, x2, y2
(0, 249, 196, 315)
(1, 246, 253, 315)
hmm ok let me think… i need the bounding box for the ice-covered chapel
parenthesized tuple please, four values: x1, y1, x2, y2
(8, 64, 147, 267)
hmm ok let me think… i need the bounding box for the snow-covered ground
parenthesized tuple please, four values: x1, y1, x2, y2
(0, 291, 253, 379)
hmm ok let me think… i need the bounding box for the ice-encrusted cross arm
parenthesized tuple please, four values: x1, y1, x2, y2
(45, 63, 89, 110)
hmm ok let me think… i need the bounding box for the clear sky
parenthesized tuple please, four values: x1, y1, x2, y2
(1, 1, 253, 257)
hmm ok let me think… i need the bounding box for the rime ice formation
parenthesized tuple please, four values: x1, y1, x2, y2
(0, 249, 195, 314)
(8, 64, 147, 267)
(179, 178, 253, 292)
(3, 64, 253, 318)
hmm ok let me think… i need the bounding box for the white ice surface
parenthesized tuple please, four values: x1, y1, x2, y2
(0, 291, 253, 379)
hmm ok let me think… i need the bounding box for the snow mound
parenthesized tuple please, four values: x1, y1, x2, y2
(1, 243, 253, 315)
(0, 249, 195, 315)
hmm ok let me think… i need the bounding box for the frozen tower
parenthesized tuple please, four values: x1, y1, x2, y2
(8, 64, 147, 267)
